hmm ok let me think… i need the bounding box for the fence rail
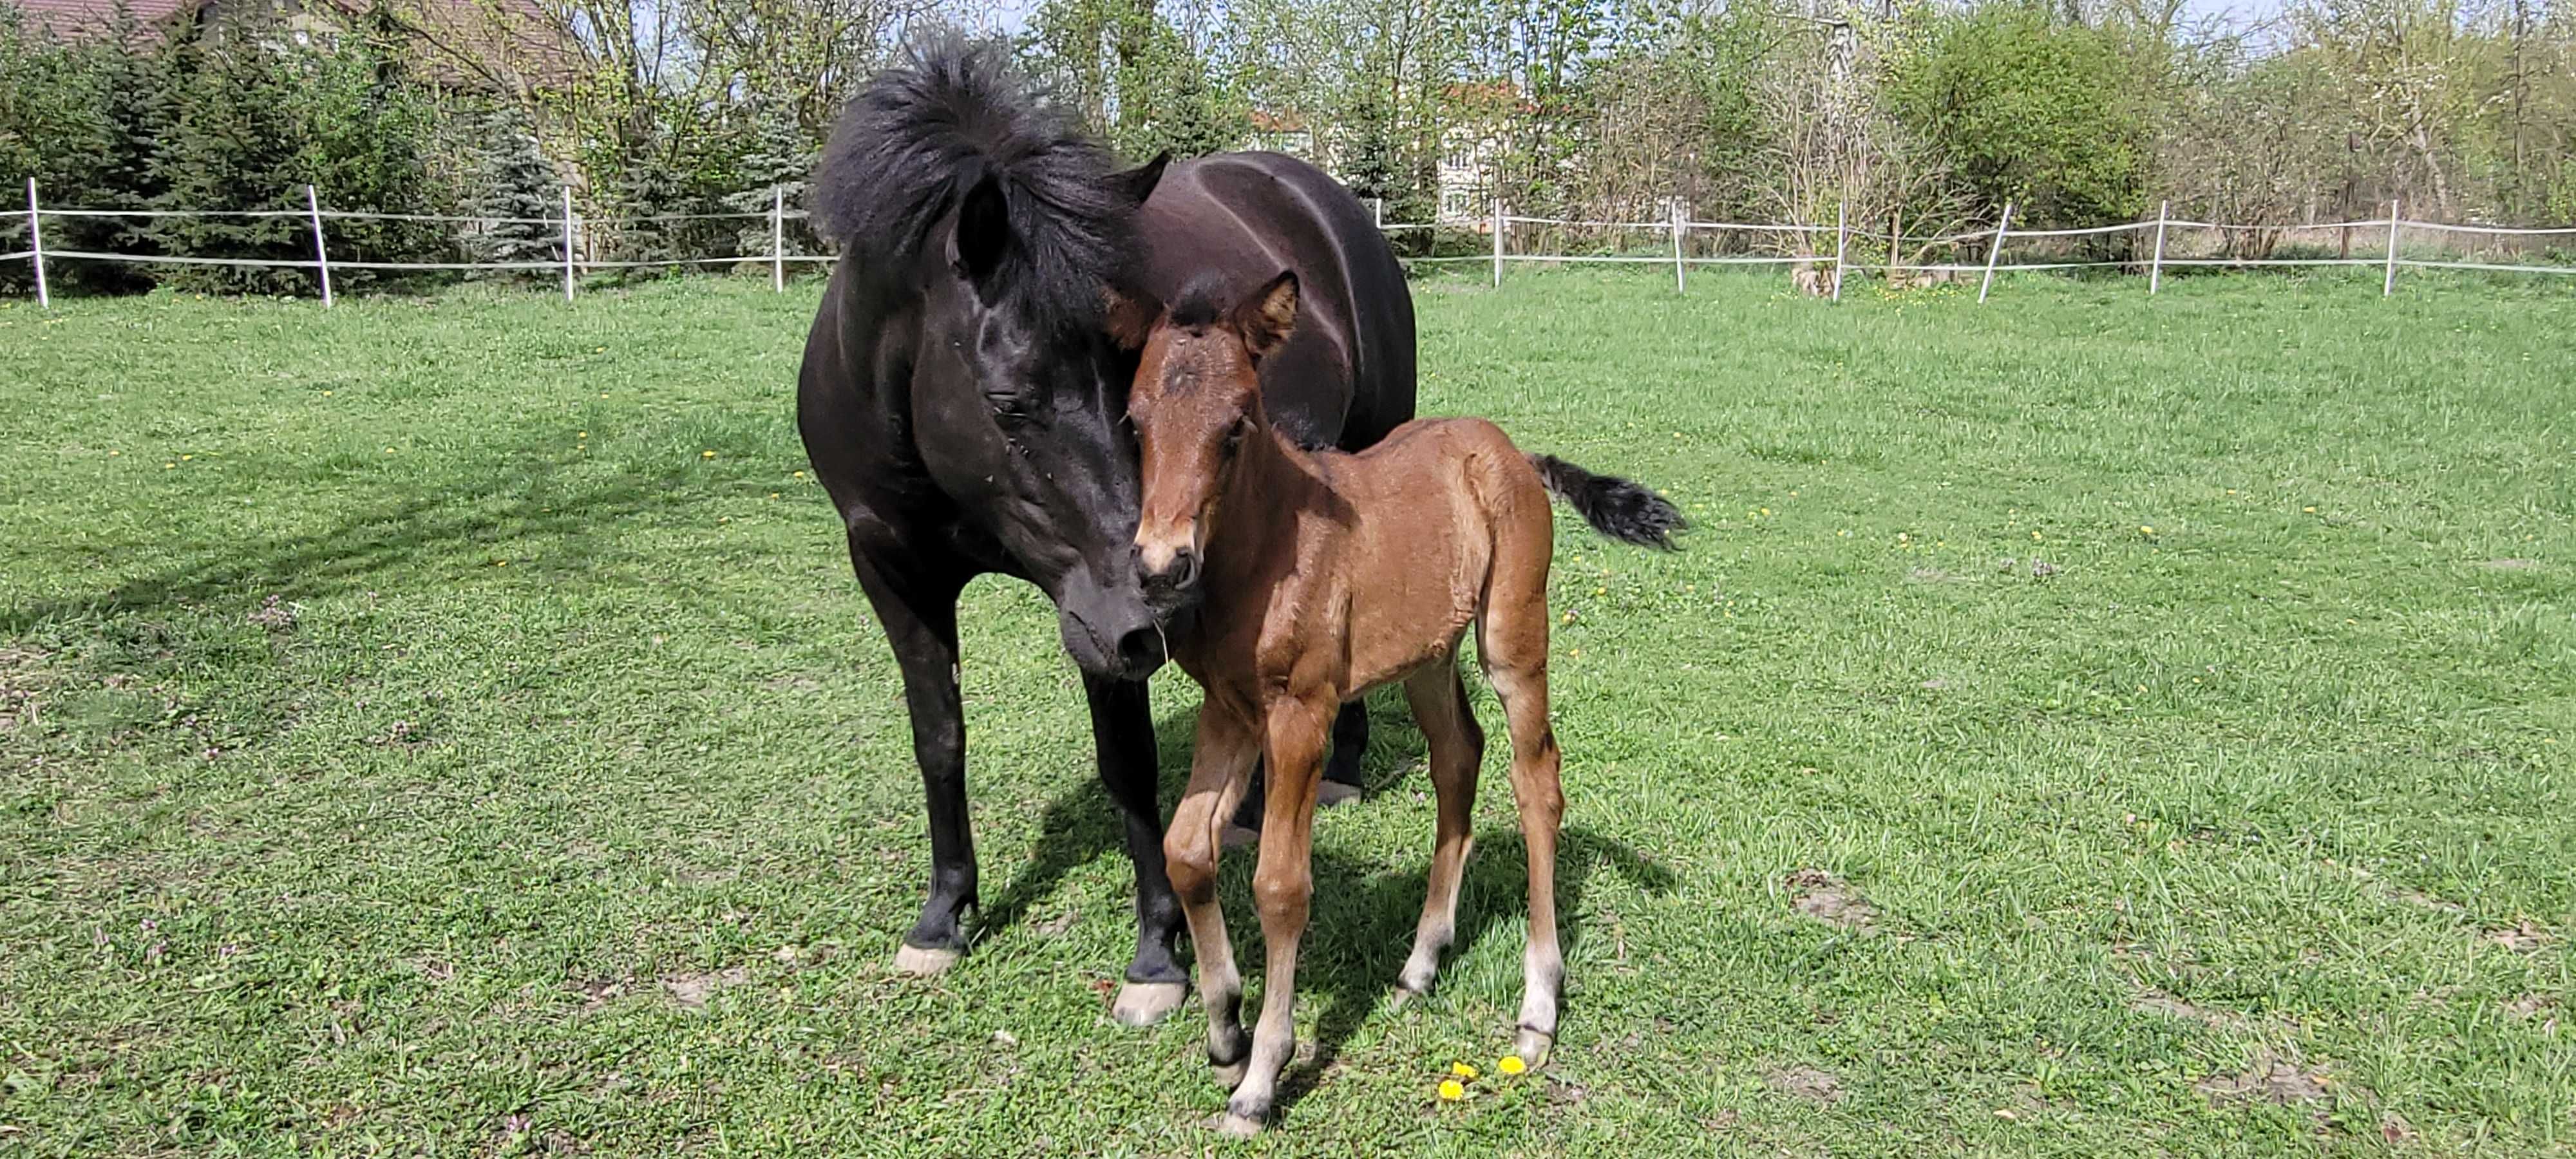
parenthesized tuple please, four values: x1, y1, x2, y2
(12, 183, 2576, 308)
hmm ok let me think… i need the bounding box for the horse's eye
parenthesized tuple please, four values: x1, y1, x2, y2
(1220, 419, 1249, 455)
(985, 389, 1037, 426)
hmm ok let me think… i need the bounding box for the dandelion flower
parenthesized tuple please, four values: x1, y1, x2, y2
(384, 447, 396, 453)
(578, 431, 588, 438)
(2031, 531, 2043, 541)
(1498, 1055, 1527, 1076)
(792, 471, 806, 480)
(322, 390, 334, 397)
(702, 450, 717, 459)
(107, 449, 119, 456)
(2140, 525, 2155, 535)
(1437, 1079, 1465, 1101)
(2302, 506, 2316, 513)
(1452, 1062, 1479, 1080)
(1561, 611, 1575, 624)
(164, 462, 176, 469)
(181, 454, 193, 461)
(769, 492, 781, 499)
(1592, 586, 1605, 596)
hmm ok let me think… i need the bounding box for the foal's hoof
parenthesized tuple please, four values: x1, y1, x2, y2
(1221, 824, 1259, 850)
(1211, 1057, 1248, 1090)
(1110, 980, 1188, 1026)
(891, 943, 961, 977)
(1316, 780, 1365, 808)
(1513, 1026, 1556, 1070)
(1388, 983, 1428, 1010)
(1207, 1111, 1264, 1138)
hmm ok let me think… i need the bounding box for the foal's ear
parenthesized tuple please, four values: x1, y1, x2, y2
(1235, 270, 1299, 359)
(949, 174, 1010, 290)
(1102, 283, 1160, 351)
(1114, 151, 1170, 206)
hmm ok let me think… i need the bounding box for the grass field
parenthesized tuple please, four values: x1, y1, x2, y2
(1, 268, 2571, 1156)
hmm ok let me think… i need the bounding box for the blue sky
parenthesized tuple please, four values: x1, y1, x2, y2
(982, 0, 2289, 46)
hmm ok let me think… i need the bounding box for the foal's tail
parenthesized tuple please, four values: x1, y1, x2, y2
(1528, 455, 1687, 550)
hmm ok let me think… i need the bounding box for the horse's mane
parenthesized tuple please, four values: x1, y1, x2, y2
(813, 33, 1135, 332)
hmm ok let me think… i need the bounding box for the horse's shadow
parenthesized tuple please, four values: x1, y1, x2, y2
(975, 686, 1680, 1120)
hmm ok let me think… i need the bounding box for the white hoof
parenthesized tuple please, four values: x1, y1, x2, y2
(1513, 1027, 1555, 1070)
(1316, 780, 1364, 807)
(1213, 1111, 1263, 1138)
(891, 944, 960, 977)
(1212, 1057, 1248, 1089)
(1110, 980, 1188, 1026)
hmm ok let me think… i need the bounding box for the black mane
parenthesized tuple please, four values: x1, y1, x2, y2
(813, 34, 1136, 330)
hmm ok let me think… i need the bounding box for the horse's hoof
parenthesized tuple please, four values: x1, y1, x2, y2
(1211, 1057, 1248, 1089)
(1316, 780, 1365, 808)
(1221, 824, 1259, 850)
(1206, 1111, 1263, 1138)
(1388, 983, 1428, 1010)
(891, 944, 960, 977)
(1110, 980, 1188, 1026)
(1513, 1026, 1555, 1070)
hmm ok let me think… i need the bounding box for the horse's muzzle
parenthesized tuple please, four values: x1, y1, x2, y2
(1057, 568, 1168, 681)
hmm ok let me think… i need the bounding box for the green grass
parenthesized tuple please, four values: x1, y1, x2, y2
(1, 268, 2570, 1156)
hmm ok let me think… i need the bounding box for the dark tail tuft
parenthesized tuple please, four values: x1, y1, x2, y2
(1528, 455, 1687, 550)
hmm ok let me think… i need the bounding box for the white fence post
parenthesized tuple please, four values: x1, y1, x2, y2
(1491, 198, 1504, 289)
(305, 184, 334, 308)
(1831, 198, 1849, 303)
(772, 186, 785, 293)
(2148, 199, 2168, 295)
(1978, 200, 2014, 305)
(23, 178, 46, 310)
(1372, 197, 1383, 229)
(2382, 200, 2401, 297)
(560, 186, 576, 303)
(1671, 198, 1685, 295)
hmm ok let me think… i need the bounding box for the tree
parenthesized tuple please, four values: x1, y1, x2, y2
(721, 100, 815, 267)
(150, 18, 314, 294)
(1890, 3, 2155, 229)
(459, 102, 563, 279)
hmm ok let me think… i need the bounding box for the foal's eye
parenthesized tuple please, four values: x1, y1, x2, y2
(1220, 419, 1249, 457)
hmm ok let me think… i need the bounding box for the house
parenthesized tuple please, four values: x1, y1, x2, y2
(1244, 109, 1314, 159)
(1435, 81, 1533, 225)
(12, 0, 581, 94)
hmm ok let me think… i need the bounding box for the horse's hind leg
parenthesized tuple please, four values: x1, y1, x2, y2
(1164, 707, 1260, 1088)
(1394, 659, 1482, 1000)
(1475, 532, 1567, 1068)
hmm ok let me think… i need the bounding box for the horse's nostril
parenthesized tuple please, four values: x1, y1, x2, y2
(1170, 549, 1200, 590)
(1114, 625, 1166, 674)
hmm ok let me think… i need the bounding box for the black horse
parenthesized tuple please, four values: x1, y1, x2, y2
(798, 37, 1415, 1024)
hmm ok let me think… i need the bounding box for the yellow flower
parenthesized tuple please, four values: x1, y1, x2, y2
(2302, 506, 2316, 513)
(1560, 610, 1575, 624)
(1452, 1062, 1479, 1080)
(164, 462, 176, 469)
(494, 559, 508, 567)
(1592, 586, 1605, 596)
(701, 450, 717, 459)
(2031, 531, 2043, 541)
(181, 454, 193, 461)
(107, 449, 119, 456)
(2140, 525, 2155, 535)
(1498, 1055, 1527, 1076)
(321, 390, 334, 397)
(384, 447, 396, 453)
(792, 471, 806, 480)
(1437, 1079, 1465, 1101)
(769, 492, 781, 499)
(578, 431, 588, 438)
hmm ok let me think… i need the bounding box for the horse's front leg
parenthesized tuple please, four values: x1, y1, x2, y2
(851, 542, 976, 975)
(1083, 673, 1189, 1024)
(1222, 695, 1333, 1135)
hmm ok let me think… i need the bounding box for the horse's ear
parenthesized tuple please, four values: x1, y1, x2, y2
(1233, 269, 1298, 359)
(1103, 283, 1160, 350)
(949, 174, 1010, 288)
(1114, 151, 1170, 206)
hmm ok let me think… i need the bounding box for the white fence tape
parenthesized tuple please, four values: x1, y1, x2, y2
(14, 187, 2575, 306)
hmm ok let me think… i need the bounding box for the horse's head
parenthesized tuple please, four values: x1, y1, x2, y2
(1114, 270, 1300, 619)
(907, 156, 1173, 681)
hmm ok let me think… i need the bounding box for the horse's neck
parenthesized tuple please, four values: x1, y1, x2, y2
(1212, 426, 1332, 566)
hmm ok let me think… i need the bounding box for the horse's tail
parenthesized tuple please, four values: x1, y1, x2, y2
(1527, 454, 1686, 551)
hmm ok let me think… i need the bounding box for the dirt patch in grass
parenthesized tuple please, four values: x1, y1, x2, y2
(2197, 1050, 2331, 1106)
(2486, 919, 2552, 952)
(1785, 869, 1878, 934)
(2393, 887, 2467, 914)
(661, 965, 750, 1008)
(2129, 987, 2244, 1028)
(0, 643, 56, 733)
(1763, 1065, 1844, 1104)
(245, 595, 298, 632)
(2505, 994, 2558, 1021)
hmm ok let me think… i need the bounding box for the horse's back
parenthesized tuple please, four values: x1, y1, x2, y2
(1140, 153, 1416, 451)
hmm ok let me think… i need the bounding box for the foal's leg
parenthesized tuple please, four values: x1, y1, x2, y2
(1163, 708, 1260, 1086)
(850, 544, 977, 976)
(1083, 674, 1189, 1026)
(1394, 660, 1483, 1000)
(1223, 696, 1333, 1135)
(1476, 561, 1567, 1068)
(1226, 700, 1372, 842)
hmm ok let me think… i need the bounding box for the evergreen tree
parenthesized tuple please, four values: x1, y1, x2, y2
(611, 124, 692, 276)
(296, 3, 448, 288)
(459, 102, 562, 280)
(149, 17, 312, 294)
(721, 102, 813, 269)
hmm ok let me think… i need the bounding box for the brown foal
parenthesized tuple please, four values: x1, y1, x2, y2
(1116, 271, 1683, 1134)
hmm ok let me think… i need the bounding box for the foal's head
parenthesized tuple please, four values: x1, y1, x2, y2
(1115, 270, 1300, 609)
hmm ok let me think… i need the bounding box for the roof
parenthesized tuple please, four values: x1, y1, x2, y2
(1249, 109, 1309, 133)
(14, 0, 198, 42)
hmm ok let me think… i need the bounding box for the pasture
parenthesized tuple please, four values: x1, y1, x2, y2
(1, 270, 2570, 1156)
